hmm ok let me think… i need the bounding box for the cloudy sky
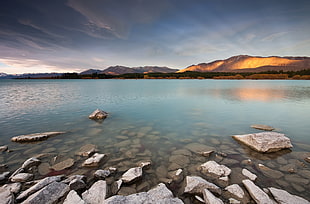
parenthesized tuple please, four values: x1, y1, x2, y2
(0, 0, 309, 74)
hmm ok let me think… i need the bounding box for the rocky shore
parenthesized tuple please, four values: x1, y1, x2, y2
(1, 111, 309, 203)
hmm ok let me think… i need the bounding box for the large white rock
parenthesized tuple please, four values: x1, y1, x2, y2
(225, 184, 245, 200)
(82, 153, 106, 167)
(268, 187, 310, 204)
(64, 190, 85, 204)
(11, 132, 65, 142)
(121, 167, 143, 183)
(242, 179, 273, 204)
(21, 181, 69, 204)
(88, 109, 108, 120)
(200, 161, 231, 177)
(242, 168, 257, 181)
(184, 176, 221, 195)
(105, 183, 183, 204)
(82, 180, 107, 204)
(232, 132, 293, 153)
(203, 188, 224, 204)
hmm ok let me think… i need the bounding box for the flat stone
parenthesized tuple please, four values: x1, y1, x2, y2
(232, 132, 292, 153)
(285, 174, 309, 185)
(94, 169, 111, 179)
(242, 179, 273, 204)
(225, 184, 245, 200)
(11, 173, 33, 182)
(21, 181, 69, 204)
(203, 188, 224, 204)
(11, 132, 65, 142)
(38, 163, 51, 175)
(183, 176, 221, 195)
(82, 180, 107, 204)
(258, 164, 284, 179)
(63, 190, 85, 204)
(279, 164, 297, 173)
(168, 168, 184, 183)
(169, 154, 190, 166)
(251, 124, 275, 131)
(121, 167, 143, 183)
(82, 153, 106, 167)
(199, 160, 231, 177)
(197, 150, 214, 157)
(51, 158, 74, 171)
(242, 168, 257, 181)
(17, 175, 63, 201)
(268, 187, 310, 204)
(76, 144, 98, 157)
(0, 146, 8, 152)
(105, 183, 183, 203)
(185, 143, 214, 153)
(88, 109, 108, 120)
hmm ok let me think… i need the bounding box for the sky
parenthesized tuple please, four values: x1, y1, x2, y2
(0, 0, 309, 74)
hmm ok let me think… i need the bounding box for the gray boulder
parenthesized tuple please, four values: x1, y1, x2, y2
(94, 169, 111, 179)
(10, 173, 33, 182)
(82, 153, 106, 167)
(21, 181, 70, 204)
(225, 184, 245, 200)
(232, 132, 293, 153)
(88, 109, 108, 120)
(105, 183, 183, 204)
(183, 176, 221, 195)
(268, 187, 310, 204)
(0, 185, 14, 204)
(242, 168, 257, 181)
(82, 180, 107, 204)
(242, 179, 273, 204)
(121, 167, 143, 183)
(203, 188, 224, 204)
(63, 190, 85, 204)
(11, 132, 65, 142)
(199, 160, 231, 177)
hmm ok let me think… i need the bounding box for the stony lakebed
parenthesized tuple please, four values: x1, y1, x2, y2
(0, 109, 309, 204)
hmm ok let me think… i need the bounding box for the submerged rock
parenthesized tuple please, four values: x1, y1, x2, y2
(251, 124, 275, 131)
(199, 160, 231, 178)
(0, 145, 8, 152)
(183, 176, 221, 195)
(88, 109, 108, 120)
(82, 180, 107, 204)
(242, 179, 273, 204)
(51, 158, 75, 171)
(268, 187, 310, 204)
(105, 183, 183, 204)
(232, 132, 293, 153)
(203, 188, 224, 204)
(121, 167, 143, 183)
(76, 144, 98, 157)
(82, 153, 105, 167)
(258, 164, 284, 179)
(21, 181, 69, 204)
(11, 132, 65, 142)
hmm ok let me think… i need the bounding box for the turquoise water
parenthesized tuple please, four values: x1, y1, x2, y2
(0, 79, 310, 199)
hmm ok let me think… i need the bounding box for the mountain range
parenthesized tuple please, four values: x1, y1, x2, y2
(1, 55, 310, 78)
(178, 55, 310, 72)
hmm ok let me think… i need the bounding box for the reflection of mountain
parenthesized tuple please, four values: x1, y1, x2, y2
(230, 88, 285, 101)
(178, 55, 310, 72)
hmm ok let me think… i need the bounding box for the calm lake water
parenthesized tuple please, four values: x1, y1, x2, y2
(1, 79, 310, 200)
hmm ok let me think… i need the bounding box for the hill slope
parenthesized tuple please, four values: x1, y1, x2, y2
(178, 55, 310, 72)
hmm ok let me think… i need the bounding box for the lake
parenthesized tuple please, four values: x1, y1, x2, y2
(1, 79, 310, 200)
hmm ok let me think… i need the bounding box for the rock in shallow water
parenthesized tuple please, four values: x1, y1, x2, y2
(11, 132, 65, 142)
(82, 153, 106, 167)
(88, 109, 108, 120)
(121, 167, 143, 183)
(203, 188, 224, 204)
(268, 187, 310, 204)
(183, 176, 221, 195)
(76, 144, 98, 157)
(251, 124, 275, 131)
(82, 180, 107, 204)
(232, 132, 293, 153)
(242, 179, 274, 204)
(51, 158, 75, 171)
(199, 160, 231, 178)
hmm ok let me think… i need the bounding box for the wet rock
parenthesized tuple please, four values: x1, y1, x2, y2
(268, 187, 310, 204)
(88, 109, 108, 120)
(225, 184, 245, 200)
(277, 157, 288, 165)
(172, 149, 192, 156)
(232, 132, 293, 153)
(0, 146, 8, 152)
(105, 183, 183, 203)
(298, 170, 310, 179)
(279, 164, 297, 173)
(185, 143, 214, 153)
(168, 162, 182, 171)
(11, 173, 33, 182)
(169, 154, 190, 166)
(76, 144, 98, 157)
(63, 190, 85, 204)
(63, 175, 86, 184)
(111, 179, 122, 195)
(82, 180, 107, 204)
(94, 169, 111, 179)
(197, 150, 214, 157)
(38, 163, 51, 175)
(69, 178, 86, 191)
(258, 164, 284, 179)
(11, 132, 65, 142)
(195, 195, 205, 203)
(168, 168, 184, 183)
(285, 174, 309, 185)
(51, 158, 75, 171)
(242, 179, 273, 204)
(138, 161, 151, 169)
(0, 164, 8, 171)
(183, 176, 221, 195)
(0, 171, 10, 183)
(305, 157, 310, 163)
(121, 167, 143, 183)
(203, 188, 224, 204)
(199, 160, 231, 178)
(21, 157, 41, 170)
(82, 153, 106, 167)
(251, 124, 274, 131)
(21, 181, 69, 204)
(17, 175, 63, 201)
(242, 168, 257, 181)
